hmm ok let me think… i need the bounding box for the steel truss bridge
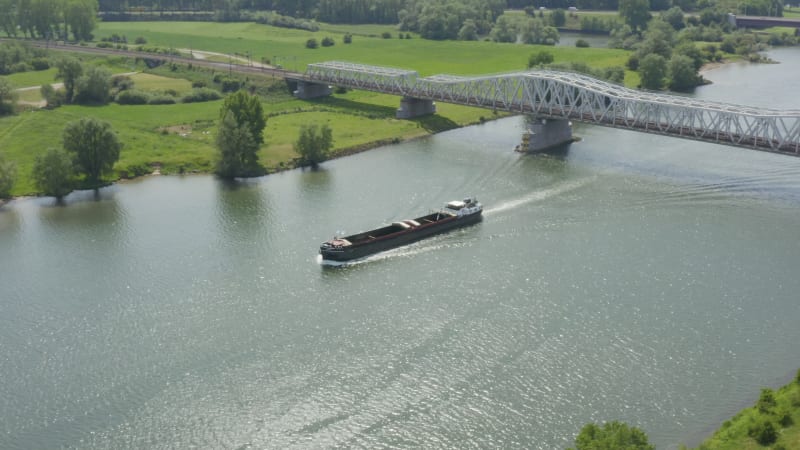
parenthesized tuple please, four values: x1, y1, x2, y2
(303, 61, 800, 155)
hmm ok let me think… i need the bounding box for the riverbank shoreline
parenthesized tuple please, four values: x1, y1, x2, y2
(0, 117, 486, 205)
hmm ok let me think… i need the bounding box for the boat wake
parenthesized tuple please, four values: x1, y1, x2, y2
(484, 177, 595, 215)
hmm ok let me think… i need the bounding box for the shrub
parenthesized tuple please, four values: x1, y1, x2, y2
(748, 419, 777, 445)
(40, 84, 65, 108)
(134, 36, 147, 44)
(321, 36, 335, 47)
(627, 54, 640, 70)
(381, 32, 392, 39)
(791, 391, 800, 407)
(528, 50, 554, 68)
(757, 388, 777, 414)
(220, 78, 241, 93)
(96, 42, 113, 49)
(182, 88, 222, 103)
(575, 39, 590, 48)
(343, 33, 353, 44)
(121, 163, 151, 178)
(10, 62, 29, 73)
(112, 75, 134, 92)
(115, 89, 150, 105)
(31, 58, 50, 71)
(777, 408, 793, 427)
(192, 80, 207, 88)
(306, 38, 318, 49)
(0, 154, 15, 199)
(148, 95, 177, 105)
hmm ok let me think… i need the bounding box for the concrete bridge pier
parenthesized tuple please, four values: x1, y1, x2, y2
(516, 118, 573, 152)
(397, 97, 436, 119)
(293, 81, 333, 99)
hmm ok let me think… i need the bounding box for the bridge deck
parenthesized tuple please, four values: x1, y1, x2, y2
(304, 61, 800, 155)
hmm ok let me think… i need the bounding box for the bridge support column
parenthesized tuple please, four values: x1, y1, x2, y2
(293, 81, 333, 99)
(397, 97, 436, 119)
(516, 118, 573, 152)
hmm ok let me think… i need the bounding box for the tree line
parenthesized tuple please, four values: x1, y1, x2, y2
(0, 0, 98, 40)
(91, 0, 786, 26)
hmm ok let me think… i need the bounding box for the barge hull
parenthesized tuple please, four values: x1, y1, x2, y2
(321, 212, 482, 262)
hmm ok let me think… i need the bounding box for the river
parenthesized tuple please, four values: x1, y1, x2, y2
(1, 48, 799, 449)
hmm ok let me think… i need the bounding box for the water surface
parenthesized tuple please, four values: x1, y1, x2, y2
(1, 47, 799, 449)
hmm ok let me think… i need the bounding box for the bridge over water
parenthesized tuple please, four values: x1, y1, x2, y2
(297, 61, 800, 155)
(728, 14, 800, 31)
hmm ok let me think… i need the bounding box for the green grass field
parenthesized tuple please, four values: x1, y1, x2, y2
(94, 21, 630, 76)
(128, 73, 193, 94)
(4, 68, 59, 89)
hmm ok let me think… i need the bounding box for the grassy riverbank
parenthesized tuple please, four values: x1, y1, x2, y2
(0, 81, 495, 195)
(690, 371, 800, 449)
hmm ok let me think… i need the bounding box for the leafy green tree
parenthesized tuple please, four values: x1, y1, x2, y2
(661, 6, 685, 30)
(551, 9, 566, 27)
(636, 19, 675, 60)
(41, 84, 67, 108)
(32, 148, 75, 198)
(639, 53, 667, 90)
(0, 153, 16, 199)
(668, 54, 699, 91)
(603, 66, 626, 83)
(17, 0, 34, 37)
(65, 0, 97, 41)
(520, 17, 560, 45)
(30, 0, 61, 38)
(0, 77, 16, 115)
(619, 0, 652, 32)
(674, 40, 706, 71)
(74, 66, 111, 104)
(0, 0, 19, 37)
(295, 123, 333, 166)
(215, 111, 260, 178)
(490, 15, 516, 43)
(63, 117, 122, 184)
(55, 56, 83, 103)
(528, 50, 554, 68)
(609, 23, 637, 50)
(219, 90, 266, 145)
(569, 421, 654, 450)
(458, 19, 478, 40)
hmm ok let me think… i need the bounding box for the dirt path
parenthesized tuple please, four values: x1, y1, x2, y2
(178, 49, 274, 69)
(13, 72, 139, 108)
